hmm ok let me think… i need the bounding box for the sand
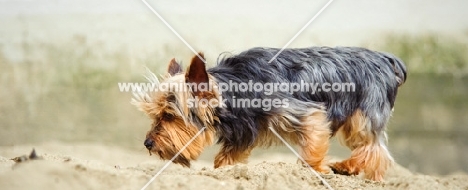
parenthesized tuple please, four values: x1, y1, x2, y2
(1, 143, 467, 190)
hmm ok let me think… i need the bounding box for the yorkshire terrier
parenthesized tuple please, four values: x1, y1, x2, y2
(132, 46, 407, 181)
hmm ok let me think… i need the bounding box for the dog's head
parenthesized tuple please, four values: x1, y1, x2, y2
(132, 53, 217, 167)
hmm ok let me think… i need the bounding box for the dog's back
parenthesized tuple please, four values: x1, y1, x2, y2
(210, 46, 407, 133)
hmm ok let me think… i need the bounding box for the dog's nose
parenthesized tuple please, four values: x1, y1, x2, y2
(144, 138, 154, 150)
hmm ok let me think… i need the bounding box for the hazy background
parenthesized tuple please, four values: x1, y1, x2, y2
(1, 0, 467, 175)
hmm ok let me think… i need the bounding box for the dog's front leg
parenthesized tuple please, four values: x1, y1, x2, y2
(214, 144, 254, 168)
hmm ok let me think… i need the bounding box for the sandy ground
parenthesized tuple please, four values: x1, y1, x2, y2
(1, 143, 467, 190)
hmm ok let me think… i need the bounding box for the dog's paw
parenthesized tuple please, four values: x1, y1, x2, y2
(329, 161, 360, 176)
(297, 159, 331, 174)
(314, 165, 332, 174)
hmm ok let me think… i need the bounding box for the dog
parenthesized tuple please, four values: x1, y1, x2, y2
(132, 46, 407, 181)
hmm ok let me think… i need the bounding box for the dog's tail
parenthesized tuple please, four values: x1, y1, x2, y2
(383, 53, 407, 87)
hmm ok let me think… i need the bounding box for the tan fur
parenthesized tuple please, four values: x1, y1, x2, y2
(330, 109, 394, 181)
(297, 112, 332, 173)
(214, 146, 254, 168)
(134, 73, 218, 164)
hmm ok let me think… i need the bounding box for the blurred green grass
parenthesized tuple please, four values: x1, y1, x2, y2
(0, 36, 179, 148)
(378, 34, 468, 76)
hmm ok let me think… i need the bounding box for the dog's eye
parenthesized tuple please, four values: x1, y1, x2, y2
(162, 113, 174, 121)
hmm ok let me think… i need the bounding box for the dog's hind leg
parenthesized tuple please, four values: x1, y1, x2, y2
(330, 109, 394, 181)
(297, 110, 332, 174)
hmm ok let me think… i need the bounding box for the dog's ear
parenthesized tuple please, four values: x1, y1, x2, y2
(185, 52, 208, 85)
(168, 58, 182, 76)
